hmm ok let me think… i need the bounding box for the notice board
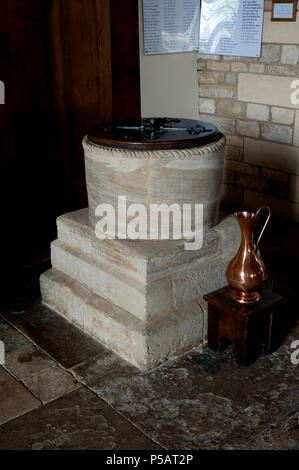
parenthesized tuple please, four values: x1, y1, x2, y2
(143, 0, 200, 55)
(198, 0, 264, 57)
(143, 0, 265, 58)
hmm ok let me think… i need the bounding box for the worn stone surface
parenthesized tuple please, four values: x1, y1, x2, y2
(0, 316, 18, 341)
(216, 100, 245, 118)
(56, 209, 225, 283)
(199, 98, 215, 114)
(223, 56, 256, 62)
(244, 138, 299, 175)
(84, 136, 226, 237)
(281, 45, 299, 65)
(0, 367, 41, 425)
(0, 387, 161, 450)
(197, 2, 299, 220)
(23, 364, 81, 404)
(198, 114, 235, 135)
(271, 107, 294, 125)
(260, 44, 281, 63)
(41, 270, 206, 369)
(267, 179, 290, 199)
(264, 0, 272, 10)
(231, 62, 248, 72)
(246, 103, 269, 122)
(49, 237, 222, 321)
(198, 54, 220, 61)
(290, 175, 299, 203)
(2, 329, 56, 381)
(261, 167, 289, 183)
(206, 61, 230, 72)
(197, 60, 206, 71)
(198, 71, 225, 84)
(248, 63, 265, 74)
(262, 13, 299, 44)
(266, 64, 297, 76)
(3, 332, 32, 354)
(39, 268, 203, 370)
(238, 74, 297, 109)
(199, 85, 235, 99)
(50, 239, 149, 321)
(224, 160, 259, 176)
(0, 220, 298, 450)
(225, 135, 243, 148)
(39, 207, 240, 369)
(244, 190, 299, 223)
(224, 145, 243, 161)
(1, 301, 106, 370)
(240, 415, 299, 450)
(221, 184, 243, 207)
(223, 170, 234, 185)
(293, 111, 299, 147)
(4, 342, 56, 381)
(234, 174, 289, 199)
(261, 123, 293, 144)
(71, 320, 299, 450)
(225, 72, 237, 86)
(50, 209, 240, 322)
(236, 120, 260, 138)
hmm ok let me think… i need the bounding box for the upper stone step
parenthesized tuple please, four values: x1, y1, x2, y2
(57, 208, 229, 282)
(51, 209, 240, 321)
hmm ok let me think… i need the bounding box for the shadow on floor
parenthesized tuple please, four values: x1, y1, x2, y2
(0, 215, 298, 450)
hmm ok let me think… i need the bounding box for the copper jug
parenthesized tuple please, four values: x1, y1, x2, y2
(226, 206, 271, 304)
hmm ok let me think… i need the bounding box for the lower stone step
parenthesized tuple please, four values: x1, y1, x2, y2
(40, 268, 205, 370)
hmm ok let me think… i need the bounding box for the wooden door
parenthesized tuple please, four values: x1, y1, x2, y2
(48, 0, 113, 203)
(0, 0, 140, 269)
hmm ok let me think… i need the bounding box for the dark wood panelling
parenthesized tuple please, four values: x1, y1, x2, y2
(110, 0, 141, 120)
(0, 0, 59, 268)
(48, 0, 113, 189)
(0, 0, 141, 269)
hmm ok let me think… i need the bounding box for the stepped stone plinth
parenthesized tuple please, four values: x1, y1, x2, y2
(40, 119, 241, 369)
(40, 209, 240, 369)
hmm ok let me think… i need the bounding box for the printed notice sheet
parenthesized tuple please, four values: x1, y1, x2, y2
(143, 0, 200, 55)
(199, 0, 264, 58)
(273, 3, 294, 19)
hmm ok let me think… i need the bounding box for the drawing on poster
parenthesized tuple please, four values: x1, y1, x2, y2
(199, 0, 264, 58)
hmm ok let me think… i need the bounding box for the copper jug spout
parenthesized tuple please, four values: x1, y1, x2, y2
(226, 206, 271, 304)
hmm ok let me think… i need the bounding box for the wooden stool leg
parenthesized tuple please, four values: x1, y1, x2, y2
(234, 313, 269, 365)
(208, 304, 221, 351)
(233, 317, 249, 364)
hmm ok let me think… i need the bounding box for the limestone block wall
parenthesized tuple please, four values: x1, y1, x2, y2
(198, 1, 299, 222)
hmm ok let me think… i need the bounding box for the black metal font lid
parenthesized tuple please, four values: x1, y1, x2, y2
(87, 117, 220, 150)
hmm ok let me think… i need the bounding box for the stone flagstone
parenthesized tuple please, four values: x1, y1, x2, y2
(0, 387, 161, 450)
(0, 367, 41, 425)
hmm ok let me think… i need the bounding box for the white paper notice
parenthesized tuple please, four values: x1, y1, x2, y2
(273, 3, 294, 19)
(143, 0, 200, 55)
(199, 0, 264, 58)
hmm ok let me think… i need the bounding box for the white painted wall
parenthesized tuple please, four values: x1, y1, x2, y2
(138, 0, 199, 119)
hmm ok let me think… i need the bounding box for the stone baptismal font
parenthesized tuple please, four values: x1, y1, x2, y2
(40, 117, 240, 369)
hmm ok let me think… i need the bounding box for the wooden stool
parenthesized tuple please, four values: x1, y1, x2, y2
(203, 286, 286, 365)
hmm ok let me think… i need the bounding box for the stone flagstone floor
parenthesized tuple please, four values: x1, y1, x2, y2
(0, 217, 298, 450)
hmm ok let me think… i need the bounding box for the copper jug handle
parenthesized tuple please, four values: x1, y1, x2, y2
(255, 205, 271, 247)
